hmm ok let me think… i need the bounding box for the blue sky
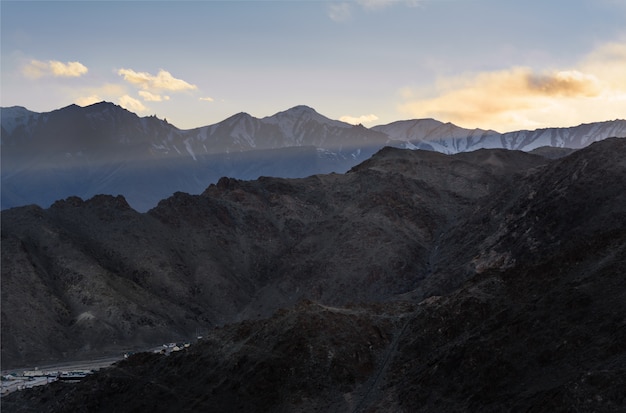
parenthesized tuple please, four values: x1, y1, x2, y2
(2, 0, 625, 132)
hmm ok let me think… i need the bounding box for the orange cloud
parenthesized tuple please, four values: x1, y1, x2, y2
(526, 70, 601, 97)
(398, 41, 626, 132)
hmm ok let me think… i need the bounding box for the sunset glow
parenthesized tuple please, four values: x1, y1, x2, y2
(2, 1, 625, 131)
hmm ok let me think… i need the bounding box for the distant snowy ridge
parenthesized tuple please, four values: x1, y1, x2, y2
(0, 106, 42, 136)
(373, 118, 626, 154)
(499, 120, 626, 151)
(2, 102, 625, 161)
(2, 101, 625, 212)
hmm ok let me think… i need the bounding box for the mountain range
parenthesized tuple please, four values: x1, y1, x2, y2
(2, 136, 625, 412)
(2, 102, 625, 211)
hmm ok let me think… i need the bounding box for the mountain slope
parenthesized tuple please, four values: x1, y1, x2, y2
(372, 118, 502, 153)
(1, 138, 625, 412)
(4, 147, 625, 410)
(3, 139, 624, 370)
(0, 102, 389, 162)
(0, 143, 553, 368)
(0, 103, 390, 211)
(3, 102, 625, 212)
(374, 118, 626, 153)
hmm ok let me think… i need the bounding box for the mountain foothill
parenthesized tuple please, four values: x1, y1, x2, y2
(1, 102, 625, 412)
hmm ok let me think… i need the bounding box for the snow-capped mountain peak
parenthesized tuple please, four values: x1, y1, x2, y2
(3, 103, 625, 159)
(1, 106, 40, 135)
(264, 105, 349, 128)
(2, 102, 625, 212)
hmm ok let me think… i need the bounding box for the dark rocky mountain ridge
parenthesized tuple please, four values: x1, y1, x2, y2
(2, 137, 625, 412)
(1, 142, 555, 368)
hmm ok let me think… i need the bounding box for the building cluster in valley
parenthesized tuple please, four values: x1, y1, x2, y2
(1, 369, 92, 396)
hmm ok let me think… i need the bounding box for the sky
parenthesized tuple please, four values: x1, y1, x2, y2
(1, 0, 625, 133)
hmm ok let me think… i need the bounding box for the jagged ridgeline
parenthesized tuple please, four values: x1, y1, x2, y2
(2, 102, 625, 211)
(1, 138, 625, 412)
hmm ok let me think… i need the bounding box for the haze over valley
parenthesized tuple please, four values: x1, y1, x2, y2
(2, 102, 625, 212)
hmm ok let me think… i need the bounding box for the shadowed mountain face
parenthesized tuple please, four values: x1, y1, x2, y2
(1, 144, 550, 367)
(1, 138, 625, 412)
(2, 102, 625, 211)
(0, 103, 391, 211)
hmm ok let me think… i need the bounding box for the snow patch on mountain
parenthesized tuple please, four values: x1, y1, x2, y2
(375, 118, 626, 154)
(1, 106, 40, 135)
(2, 101, 625, 162)
(263, 105, 350, 145)
(184, 139, 197, 161)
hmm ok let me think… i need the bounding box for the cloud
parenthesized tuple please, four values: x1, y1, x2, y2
(22, 60, 49, 78)
(199, 96, 215, 102)
(340, 113, 379, 125)
(74, 83, 128, 107)
(358, 0, 393, 9)
(75, 95, 102, 107)
(580, 41, 626, 89)
(329, 3, 352, 22)
(23, 59, 88, 78)
(526, 70, 601, 97)
(138, 90, 170, 102)
(49, 61, 88, 77)
(118, 68, 197, 92)
(398, 42, 626, 131)
(357, 0, 405, 10)
(329, 0, 420, 21)
(118, 95, 148, 113)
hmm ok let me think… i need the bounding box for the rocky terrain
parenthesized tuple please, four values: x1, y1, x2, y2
(1, 142, 550, 368)
(1, 137, 625, 412)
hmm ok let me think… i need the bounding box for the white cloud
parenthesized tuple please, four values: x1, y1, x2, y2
(358, 0, 421, 8)
(199, 96, 215, 102)
(23, 59, 88, 78)
(329, 3, 352, 22)
(118, 68, 197, 92)
(398, 41, 626, 131)
(340, 113, 379, 124)
(139, 90, 170, 102)
(357, 0, 397, 10)
(118, 95, 148, 113)
(329, 0, 421, 21)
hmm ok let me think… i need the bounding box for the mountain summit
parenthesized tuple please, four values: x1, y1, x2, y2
(1, 102, 625, 211)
